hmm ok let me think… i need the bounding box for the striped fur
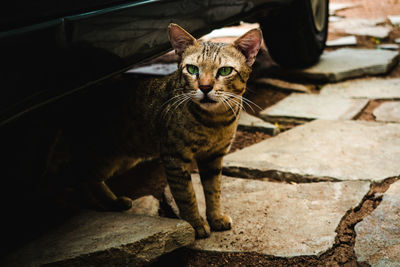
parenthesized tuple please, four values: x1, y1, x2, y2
(46, 24, 262, 238)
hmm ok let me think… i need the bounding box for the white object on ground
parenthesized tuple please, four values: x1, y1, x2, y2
(326, 36, 357, 47)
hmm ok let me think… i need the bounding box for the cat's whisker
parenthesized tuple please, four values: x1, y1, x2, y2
(234, 97, 252, 113)
(162, 94, 186, 108)
(218, 94, 229, 109)
(161, 88, 191, 110)
(219, 92, 243, 114)
(242, 97, 261, 111)
(243, 90, 263, 110)
(163, 94, 188, 118)
(170, 93, 192, 113)
(227, 97, 244, 114)
(173, 95, 191, 111)
(222, 92, 259, 113)
(221, 95, 239, 118)
(229, 97, 244, 110)
(219, 97, 229, 111)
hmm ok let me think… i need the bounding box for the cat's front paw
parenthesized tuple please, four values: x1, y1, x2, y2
(193, 218, 211, 238)
(208, 214, 232, 231)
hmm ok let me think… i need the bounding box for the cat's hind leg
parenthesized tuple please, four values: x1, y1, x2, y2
(83, 180, 132, 211)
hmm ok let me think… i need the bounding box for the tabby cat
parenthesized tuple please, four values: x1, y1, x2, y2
(46, 23, 262, 238)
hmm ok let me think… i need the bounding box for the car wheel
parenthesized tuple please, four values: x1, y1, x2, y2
(259, 0, 329, 68)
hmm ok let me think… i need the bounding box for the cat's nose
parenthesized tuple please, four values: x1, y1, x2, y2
(199, 85, 213, 95)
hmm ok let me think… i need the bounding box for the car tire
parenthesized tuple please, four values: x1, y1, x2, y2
(259, 0, 329, 68)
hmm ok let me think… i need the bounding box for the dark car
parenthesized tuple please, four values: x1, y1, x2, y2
(1, 0, 329, 126)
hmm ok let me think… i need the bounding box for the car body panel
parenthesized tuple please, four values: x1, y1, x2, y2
(0, 0, 294, 125)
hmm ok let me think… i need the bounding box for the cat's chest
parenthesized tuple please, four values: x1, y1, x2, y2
(164, 110, 238, 154)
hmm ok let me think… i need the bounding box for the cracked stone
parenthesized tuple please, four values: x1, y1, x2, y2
(2, 211, 194, 266)
(190, 174, 370, 257)
(223, 120, 400, 182)
(355, 180, 400, 266)
(373, 101, 400, 123)
(259, 93, 368, 122)
(238, 111, 278, 135)
(320, 78, 400, 99)
(290, 48, 399, 82)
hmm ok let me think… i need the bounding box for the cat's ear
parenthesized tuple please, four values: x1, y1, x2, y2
(168, 23, 198, 56)
(233, 28, 263, 67)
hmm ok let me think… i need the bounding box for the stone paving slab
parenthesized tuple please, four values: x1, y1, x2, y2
(373, 101, 400, 123)
(377, 44, 399, 51)
(290, 48, 399, 82)
(259, 93, 368, 122)
(329, 3, 360, 15)
(320, 78, 400, 99)
(331, 18, 391, 39)
(2, 211, 194, 266)
(190, 174, 370, 257)
(238, 111, 278, 135)
(254, 78, 311, 93)
(337, 25, 391, 39)
(326, 36, 357, 47)
(223, 120, 400, 182)
(354, 180, 400, 266)
(329, 16, 344, 23)
(389, 15, 400, 26)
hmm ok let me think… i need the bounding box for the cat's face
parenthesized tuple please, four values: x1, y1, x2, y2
(168, 24, 262, 110)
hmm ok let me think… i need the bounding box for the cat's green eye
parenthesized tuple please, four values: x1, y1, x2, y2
(187, 65, 199, 75)
(218, 67, 233, 76)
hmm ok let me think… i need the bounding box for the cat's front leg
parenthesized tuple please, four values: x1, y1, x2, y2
(162, 155, 210, 238)
(197, 154, 232, 232)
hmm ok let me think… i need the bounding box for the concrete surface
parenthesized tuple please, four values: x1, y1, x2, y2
(291, 48, 399, 82)
(320, 78, 400, 99)
(259, 93, 368, 122)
